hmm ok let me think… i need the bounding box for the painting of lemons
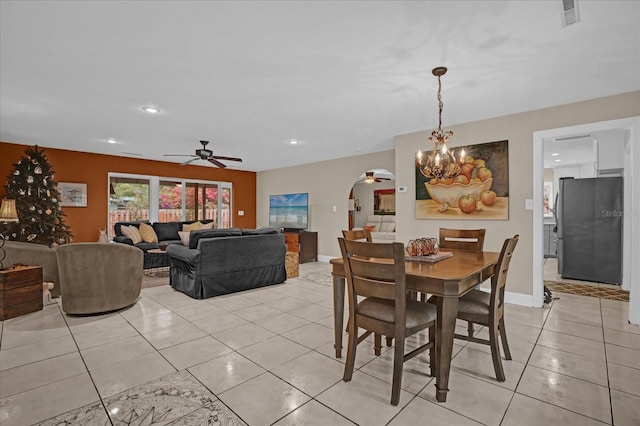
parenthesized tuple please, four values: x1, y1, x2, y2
(415, 139, 509, 220)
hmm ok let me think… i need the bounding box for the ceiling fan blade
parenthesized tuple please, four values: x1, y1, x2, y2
(212, 155, 242, 162)
(180, 157, 200, 166)
(164, 154, 196, 157)
(208, 158, 227, 168)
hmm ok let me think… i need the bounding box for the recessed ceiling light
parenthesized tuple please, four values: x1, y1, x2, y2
(105, 138, 118, 144)
(289, 139, 299, 145)
(554, 159, 562, 162)
(551, 152, 560, 156)
(142, 106, 161, 114)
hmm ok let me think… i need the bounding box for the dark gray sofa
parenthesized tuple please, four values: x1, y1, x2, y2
(166, 227, 287, 299)
(113, 220, 213, 268)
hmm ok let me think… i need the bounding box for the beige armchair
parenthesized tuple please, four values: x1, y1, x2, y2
(56, 243, 143, 315)
(4, 240, 61, 297)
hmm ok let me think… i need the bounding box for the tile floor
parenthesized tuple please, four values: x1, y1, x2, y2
(1, 261, 639, 425)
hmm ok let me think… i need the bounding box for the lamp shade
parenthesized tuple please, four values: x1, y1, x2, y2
(0, 199, 19, 222)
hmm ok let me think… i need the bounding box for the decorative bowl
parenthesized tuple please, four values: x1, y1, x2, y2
(425, 178, 493, 208)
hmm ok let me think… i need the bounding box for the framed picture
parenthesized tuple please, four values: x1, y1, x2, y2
(415, 139, 509, 220)
(59, 182, 87, 207)
(543, 181, 553, 217)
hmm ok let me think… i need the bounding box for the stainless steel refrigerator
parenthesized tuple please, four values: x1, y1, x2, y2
(555, 177, 623, 284)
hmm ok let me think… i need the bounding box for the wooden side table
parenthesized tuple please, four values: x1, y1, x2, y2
(0, 265, 44, 320)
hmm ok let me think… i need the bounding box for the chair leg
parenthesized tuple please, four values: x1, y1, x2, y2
(374, 333, 382, 356)
(385, 336, 393, 347)
(488, 323, 506, 382)
(428, 326, 436, 377)
(390, 337, 405, 406)
(499, 317, 512, 360)
(343, 321, 358, 382)
(467, 321, 475, 337)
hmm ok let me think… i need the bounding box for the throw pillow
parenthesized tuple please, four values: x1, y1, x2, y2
(200, 221, 214, 230)
(139, 222, 159, 243)
(178, 231, 190, 246)
(121, 225, 143, 244)
(365, 222, 380, 232)
(183, 221, 202, 232)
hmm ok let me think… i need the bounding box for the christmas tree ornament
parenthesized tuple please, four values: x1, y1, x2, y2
(27, 175, 34, 183)
(35, 166, 42, 174)
(14, 170, 20, 175)
(18, 189, 25, 195)
(31, 217, 36, 222)
(38, 210, 43, 214)
(29, 206, 35, 211)
(27, 234, 36, 241)
(51, 198, 57, 203)
(46, 209, 52, 215)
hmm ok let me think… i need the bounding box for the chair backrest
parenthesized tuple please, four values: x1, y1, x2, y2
(338, 238, 406, 321)
(342, 229, 372, 242)
(439, 228, 486, 252)
(490, 235, 519, 315)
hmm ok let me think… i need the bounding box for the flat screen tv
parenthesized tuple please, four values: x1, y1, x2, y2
(269, 192, 308, 230)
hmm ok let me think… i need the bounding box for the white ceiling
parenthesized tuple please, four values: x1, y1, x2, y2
(1, 1, 639, 172)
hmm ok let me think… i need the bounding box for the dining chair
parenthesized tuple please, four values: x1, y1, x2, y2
(342, 228, 372, 242)
(439, 228, 486, 252)
(338, 238, 437, 405)
(432, 234, 519, 382)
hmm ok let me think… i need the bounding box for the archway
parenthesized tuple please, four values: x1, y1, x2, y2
(347, 168, 395, 230)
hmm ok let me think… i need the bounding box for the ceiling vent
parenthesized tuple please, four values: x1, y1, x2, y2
(554, 133, 591, 142)
(562, 0, 580, 26)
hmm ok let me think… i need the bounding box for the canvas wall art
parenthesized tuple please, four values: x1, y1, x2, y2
(415, 139, 509, 220)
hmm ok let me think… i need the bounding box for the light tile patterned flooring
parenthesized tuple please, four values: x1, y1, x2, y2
(1, 262, 639, 425)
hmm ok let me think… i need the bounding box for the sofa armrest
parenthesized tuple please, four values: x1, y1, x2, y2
(166, 244, 200, 264)
(113, 235, 134, 245)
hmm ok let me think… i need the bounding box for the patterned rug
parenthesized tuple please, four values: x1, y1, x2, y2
(142, 273, 169, 289)
(298, 271, 333, 286)
(545, 280, 629, 301)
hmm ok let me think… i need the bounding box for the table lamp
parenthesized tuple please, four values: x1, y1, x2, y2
(0, 199, 19, 270)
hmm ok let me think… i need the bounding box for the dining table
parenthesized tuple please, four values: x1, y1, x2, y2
(330, 249, 499, 402)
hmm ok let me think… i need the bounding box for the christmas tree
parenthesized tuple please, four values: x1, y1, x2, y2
(5, 145, 73, 246)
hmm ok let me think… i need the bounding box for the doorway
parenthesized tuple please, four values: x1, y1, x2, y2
(533, 117, 639, 325)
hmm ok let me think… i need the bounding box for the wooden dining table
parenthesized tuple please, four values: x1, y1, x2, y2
(330, 249, 499, 402)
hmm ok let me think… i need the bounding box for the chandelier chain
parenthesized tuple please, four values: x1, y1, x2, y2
(437, 75, 443, 132)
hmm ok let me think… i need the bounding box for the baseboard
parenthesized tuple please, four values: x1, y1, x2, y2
(478, 287, 534, 307)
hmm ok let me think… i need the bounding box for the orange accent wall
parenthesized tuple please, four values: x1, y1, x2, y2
(0, 142, 256, 242)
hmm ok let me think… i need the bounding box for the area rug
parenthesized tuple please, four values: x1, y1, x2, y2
(545, 280, 629, 301)
(298, 271, 333, 286)
(141, 274, 170, 289)
(37, 370, 246, 425)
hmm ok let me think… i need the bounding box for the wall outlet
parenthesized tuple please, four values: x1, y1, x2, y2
(238, 210, 245, 216)
(398, 186, 407, 192)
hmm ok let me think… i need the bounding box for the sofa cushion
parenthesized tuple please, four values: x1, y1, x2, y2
(178, 231, 190, 246)
(183, 221, 202, 232)
(241, 227, 281, 235)
(189, 228, 243, 249)
(379, 222, 395, 233)
(201, 221, 214, 230)
(153, 222, 181, 242)
(365, 222, 380, 232)
(135, 242, 159, 252)
(121, 225, 143, 244)
(139, 222, 158, 243)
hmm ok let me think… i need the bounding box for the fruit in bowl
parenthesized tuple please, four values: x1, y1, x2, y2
(425, 178, 493, 212)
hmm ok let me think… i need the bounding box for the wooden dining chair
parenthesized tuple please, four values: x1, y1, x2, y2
(433, 235, 519, 382)
(439, 228, 486, 252)
(342, 228, 372, 242)
(338, 238, 437, 405)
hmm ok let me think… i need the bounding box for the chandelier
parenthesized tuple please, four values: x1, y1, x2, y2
(416, 67, 464, 180)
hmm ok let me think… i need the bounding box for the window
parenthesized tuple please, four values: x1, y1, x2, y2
(108, 173, 232, 237)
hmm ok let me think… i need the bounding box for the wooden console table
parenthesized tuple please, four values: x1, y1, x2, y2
(284, 231, 318, 263)
(1, 265, 44, 320)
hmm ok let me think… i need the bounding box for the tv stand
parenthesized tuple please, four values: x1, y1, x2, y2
(284, 231, 318, 263)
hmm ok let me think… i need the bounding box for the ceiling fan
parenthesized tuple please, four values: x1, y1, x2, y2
(360, 171, 392, 184)
(163, 140, 242, 168)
